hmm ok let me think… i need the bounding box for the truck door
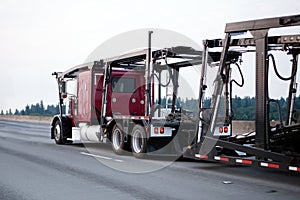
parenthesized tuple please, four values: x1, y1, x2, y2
(77, 71, 91, 122)
(93, 73, 104, 123)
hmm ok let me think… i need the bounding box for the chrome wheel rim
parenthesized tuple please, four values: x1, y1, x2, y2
(132, 130, 143, 153)
(54, 124, 61, 141)
(112, 129, 121, 150)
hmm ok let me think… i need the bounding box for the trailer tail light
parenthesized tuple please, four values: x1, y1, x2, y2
(150, 125, 172, 137)
(219, 127, 223, 133)
(160, 127, 164, 134)
(153, 127, 164, 134)
(219, 126, 229, 133)
(224, 127, 228, 133)
(218, 126, 229, 134)
(214, 125, 231, 136)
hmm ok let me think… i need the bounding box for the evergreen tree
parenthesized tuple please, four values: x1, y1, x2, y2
(20, 109, 25, 115)
(40, 100, 44, 112)
(14, 109, 20, 115)
(25, 104, 30, 115)
(4, 96, 300, 119)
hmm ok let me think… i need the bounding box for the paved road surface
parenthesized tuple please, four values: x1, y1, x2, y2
(0, 120, 300, 200)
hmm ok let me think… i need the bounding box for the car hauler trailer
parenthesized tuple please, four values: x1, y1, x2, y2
(184, 14, 300, 172)
(51, 32, 212, 158)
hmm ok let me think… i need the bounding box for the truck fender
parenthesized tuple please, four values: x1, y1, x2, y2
(50, 115, 73, 139)
(50, 115, 62, 139)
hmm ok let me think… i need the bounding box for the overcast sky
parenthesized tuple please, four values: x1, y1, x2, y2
(0, 0, 299, 112)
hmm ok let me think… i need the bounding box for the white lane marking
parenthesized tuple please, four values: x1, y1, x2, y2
(80, 152, 124, 162)
(81, 152, 112, 160)
(114, 159, 124, 162)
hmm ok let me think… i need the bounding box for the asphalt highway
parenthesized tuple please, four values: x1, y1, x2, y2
(0, 120, 300, 200)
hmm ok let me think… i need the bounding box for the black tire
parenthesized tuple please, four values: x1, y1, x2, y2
(111, 124, 126, 155)
(53, 120, 65, 144)
(131, 125, 147, 159)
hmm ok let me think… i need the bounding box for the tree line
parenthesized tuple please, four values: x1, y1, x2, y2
(0, 100, 59, 117)
(204, 95, 300, 121)
(2, 96, 300, 120)
(169, 95, 300, 121)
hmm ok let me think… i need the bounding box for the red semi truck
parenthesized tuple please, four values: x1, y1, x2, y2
(51, 15, 300, 172)
(51, 34, 204, 158)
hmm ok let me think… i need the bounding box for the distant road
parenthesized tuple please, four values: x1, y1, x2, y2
(0, 120, 300, 200)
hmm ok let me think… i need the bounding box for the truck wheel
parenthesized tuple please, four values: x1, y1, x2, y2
(53, 120, 65, 144)
(111, 124, 126, 155)
(131, 125, 147, 158)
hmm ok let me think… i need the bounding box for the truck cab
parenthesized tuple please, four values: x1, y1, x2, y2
(51, 38, 203, 158)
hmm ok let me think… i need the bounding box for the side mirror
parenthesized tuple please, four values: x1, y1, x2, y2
(60, 81, 66, 93)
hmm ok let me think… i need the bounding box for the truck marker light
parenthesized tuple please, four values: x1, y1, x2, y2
(140, 100, 145, 104)
(154, 127, 159, 134)
(131, 98, 136, 103)
(160, 127, 164, 134)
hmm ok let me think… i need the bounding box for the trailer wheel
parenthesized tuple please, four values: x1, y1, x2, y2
(111, 124, 126, 155)
(53, 120, 65, 144)
(131, 125, 147, 158)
